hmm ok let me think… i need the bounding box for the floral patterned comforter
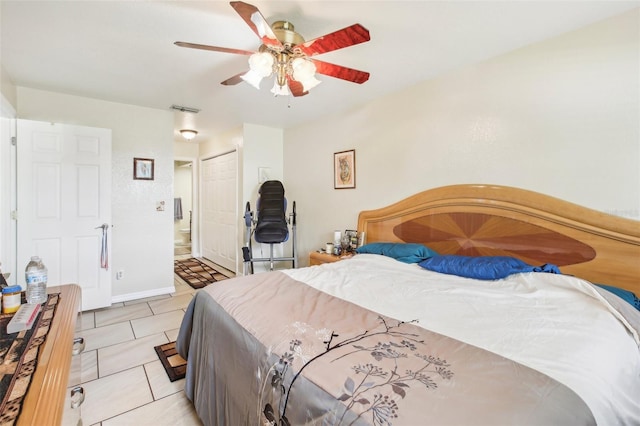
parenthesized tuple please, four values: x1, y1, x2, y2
(177, 269, 594, 425)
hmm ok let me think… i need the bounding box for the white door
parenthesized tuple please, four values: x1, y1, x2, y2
(17, 120, 112, 311)
(201, 152, 237, 272)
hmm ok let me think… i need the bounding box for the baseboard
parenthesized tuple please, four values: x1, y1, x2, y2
(111, 285, 176, 304)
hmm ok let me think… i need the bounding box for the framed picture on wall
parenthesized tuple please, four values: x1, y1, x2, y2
(134, 157, 154, 180)
(334, 149, 355, 189)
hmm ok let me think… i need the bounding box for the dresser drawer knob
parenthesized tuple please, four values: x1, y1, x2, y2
(72, 337, 85, 355)
(70, 386, 85, 409)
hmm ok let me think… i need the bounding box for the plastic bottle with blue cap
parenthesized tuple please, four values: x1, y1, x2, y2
(25, 256, 48, 305)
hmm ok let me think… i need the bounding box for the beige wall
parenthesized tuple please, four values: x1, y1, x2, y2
(284, 8, 640, 265)
(0, 63, 17, 108)
(17, 87, 175, 300)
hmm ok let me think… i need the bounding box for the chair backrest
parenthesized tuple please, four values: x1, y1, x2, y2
(254, 180, 289, 243)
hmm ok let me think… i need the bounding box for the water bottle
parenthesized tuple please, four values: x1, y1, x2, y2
(25, 256, 47, 304)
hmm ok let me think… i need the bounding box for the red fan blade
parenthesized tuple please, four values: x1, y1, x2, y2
(298, 24, 370, 57)
(230, 1, 283, 50)
(312, 60, 370, 84)
(221, 72, 248, 86)
(287, 77, 309, 97)
(175, 41, 254, 56)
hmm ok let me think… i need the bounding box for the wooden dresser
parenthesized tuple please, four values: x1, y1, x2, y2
(17, 284, 81, 426)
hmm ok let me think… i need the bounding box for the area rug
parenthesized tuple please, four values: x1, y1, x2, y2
(0, 293, 60, 425)
(174, 257, 230, 289)
(154, 341, 186, 382)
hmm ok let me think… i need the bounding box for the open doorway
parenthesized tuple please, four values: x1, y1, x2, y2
(174, 160, 193, 256)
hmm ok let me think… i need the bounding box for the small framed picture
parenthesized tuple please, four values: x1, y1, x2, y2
(334, 149, 355, 189)
(345, 229, 359, 250)
(134, 157, 154, 180)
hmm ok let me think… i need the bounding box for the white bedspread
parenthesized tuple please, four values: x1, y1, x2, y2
(284, 254, 640, 425)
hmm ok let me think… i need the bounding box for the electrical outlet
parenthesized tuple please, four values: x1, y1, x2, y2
(116, 270, 124, 280)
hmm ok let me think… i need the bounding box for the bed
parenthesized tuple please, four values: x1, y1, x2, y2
(177, 184, 640, 425)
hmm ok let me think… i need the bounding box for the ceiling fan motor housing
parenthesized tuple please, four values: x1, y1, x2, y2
(271, 21, 305, 48)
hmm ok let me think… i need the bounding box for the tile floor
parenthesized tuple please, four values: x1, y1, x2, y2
(67, 255, 233, 425)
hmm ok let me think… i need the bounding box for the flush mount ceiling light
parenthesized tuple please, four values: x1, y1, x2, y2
(175, 1, 370, 97)
(180, 129, 198, 140)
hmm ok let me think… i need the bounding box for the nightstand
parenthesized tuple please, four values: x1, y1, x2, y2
(309, 251, 354, 266)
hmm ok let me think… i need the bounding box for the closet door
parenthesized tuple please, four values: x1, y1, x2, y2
(17, 120, 112, 311)
(201, 151, 237, 272)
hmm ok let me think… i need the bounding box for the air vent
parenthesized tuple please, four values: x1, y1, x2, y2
(170, 105, 200, 114)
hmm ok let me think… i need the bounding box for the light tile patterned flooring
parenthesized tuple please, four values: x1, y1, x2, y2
(69, 255, 232, 425)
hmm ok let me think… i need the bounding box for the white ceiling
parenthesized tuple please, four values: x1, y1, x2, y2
(2, 1, 637, 142)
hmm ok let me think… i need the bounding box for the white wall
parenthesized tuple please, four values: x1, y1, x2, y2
(284, 8, 640, 266)
(16, 87, 175, 301)
(0, 64, 18, 282)
(174, 140, 199, 158)
(242, 123, 284, 206)
(0, 95, 16, 284)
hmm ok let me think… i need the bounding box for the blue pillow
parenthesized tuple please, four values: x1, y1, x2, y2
(355, 242, 438, 263)
(595, 284, 640, 312)
(418, 255, 561, 280)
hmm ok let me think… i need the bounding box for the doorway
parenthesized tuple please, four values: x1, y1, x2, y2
(174, 160, 193, 257)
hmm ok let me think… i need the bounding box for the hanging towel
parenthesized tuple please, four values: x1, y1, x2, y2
(174, 198, 183, 220)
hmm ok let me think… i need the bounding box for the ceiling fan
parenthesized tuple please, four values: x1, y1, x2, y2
(175, 1, 371, 97)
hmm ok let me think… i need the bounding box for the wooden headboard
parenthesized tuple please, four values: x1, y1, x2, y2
(357, 184, 640, 295)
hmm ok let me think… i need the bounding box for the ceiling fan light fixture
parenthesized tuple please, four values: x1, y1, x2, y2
(244, 53, 322, 96)
(270, 80, 291, 96)
(241, 68, 266, 90)
(242, 51, 275, 89)
(291, 58, 314, 79)
(175, 2, 371, 98)
(299, 75, 322, 92)
(292, 58, 321, 91)
(180, 129, 198, 140)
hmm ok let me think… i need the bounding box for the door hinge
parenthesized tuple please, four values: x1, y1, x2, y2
(10, 211, 17, 220)
(10, 136, 16, 146)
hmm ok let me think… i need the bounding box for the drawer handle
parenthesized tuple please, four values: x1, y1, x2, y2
(70, 386, 85, 409)
(72, 337, 85, 355)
